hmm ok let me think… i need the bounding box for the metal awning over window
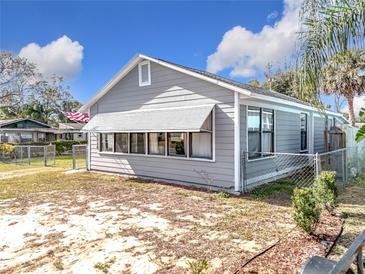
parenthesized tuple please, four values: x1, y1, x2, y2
(81, 104, 215, 132)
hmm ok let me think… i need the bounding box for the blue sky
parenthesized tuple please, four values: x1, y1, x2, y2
(1, 0, 340, 109)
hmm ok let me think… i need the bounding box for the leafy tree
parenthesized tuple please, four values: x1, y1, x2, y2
(298, 0, 365, 106)
(0, 51, 81, 124)
(28, 75, 73, 124)
(356, 108, 365, 143)
(321, 50, 365, 126)
(0, 51, 37, 114)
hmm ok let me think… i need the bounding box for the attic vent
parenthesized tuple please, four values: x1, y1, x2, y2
(138, 60, 151, 87)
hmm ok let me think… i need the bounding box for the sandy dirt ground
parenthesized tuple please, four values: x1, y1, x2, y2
(0, 167, 63, 180)
(0, 173, 295, 274)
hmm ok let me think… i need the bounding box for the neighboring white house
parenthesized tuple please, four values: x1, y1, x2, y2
(80, 54, 348, 193)
(58, 123, 87, 141)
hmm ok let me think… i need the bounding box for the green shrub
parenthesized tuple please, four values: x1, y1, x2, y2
(313, 171, 337, 211)
(292, 187, 320, 233)
(52, 140, 87, 155)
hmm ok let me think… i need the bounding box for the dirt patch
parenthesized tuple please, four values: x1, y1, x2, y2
(235, 209, 343, 273)
(0, 171, 297, 273)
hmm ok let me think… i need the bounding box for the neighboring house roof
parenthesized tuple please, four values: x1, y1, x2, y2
(58, 123, 84, 130)
(0, 118, 53, 129)
(79, 53, 346, 120)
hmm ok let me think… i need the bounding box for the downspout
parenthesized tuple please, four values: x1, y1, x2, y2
(234, 91, 241, 192)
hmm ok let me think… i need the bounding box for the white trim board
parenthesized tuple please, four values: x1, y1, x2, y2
(234, 91, 240, 192)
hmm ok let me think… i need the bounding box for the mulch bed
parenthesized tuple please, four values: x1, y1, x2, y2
(235, 210, 343, 274)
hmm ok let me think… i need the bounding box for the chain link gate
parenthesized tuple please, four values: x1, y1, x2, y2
(72, 144, 87, 170)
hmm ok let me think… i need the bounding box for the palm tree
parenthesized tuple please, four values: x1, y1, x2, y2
(298, 0, 365, 104)
(321, 50, 365, 126)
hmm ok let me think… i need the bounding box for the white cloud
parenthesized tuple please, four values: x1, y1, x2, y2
(342, 95, 365, 118)
(19, 35, 84, 80)
(206, 0, 302, 77)
(267, 10, 279, 21)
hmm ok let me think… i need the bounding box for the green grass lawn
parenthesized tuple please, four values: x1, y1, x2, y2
(0, 154, 86, 172)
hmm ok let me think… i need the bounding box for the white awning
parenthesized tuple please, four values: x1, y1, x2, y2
(81, 104, 214, 132)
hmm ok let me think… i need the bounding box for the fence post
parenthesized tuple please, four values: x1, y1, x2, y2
(44, 146, 46, 166)
(85, 146, 88, 170)
(315, 153, 320, 180)
(28, 146, 31, 165)
(342, 149, 346, 186)
(72, 145, 76, 170)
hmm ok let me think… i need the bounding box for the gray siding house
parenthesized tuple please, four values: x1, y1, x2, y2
(80, 54, 347, 193)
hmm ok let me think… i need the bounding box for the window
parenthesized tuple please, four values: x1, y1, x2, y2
(247, 107, 274, 159)
(130, 133, 145, 154)
(100, 133, 113, 152)
(148, 132, 165, 155)
(20, 132, 33, 143)
(38, 133, 46, 142)
(138, 61, 151, 86)
(189, 113, 213, 159)
(115, 133, 129, 153)
(168, 133, 186, 157)
(300, 113, 308, 151)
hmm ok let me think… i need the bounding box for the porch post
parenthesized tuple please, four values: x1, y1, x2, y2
(234, 91, 241, 192)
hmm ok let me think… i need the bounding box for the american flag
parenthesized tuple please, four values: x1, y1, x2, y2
(64, 112, 90, 122)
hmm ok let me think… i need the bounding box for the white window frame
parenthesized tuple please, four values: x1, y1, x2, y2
(246, 106, 275, 161)
(138, 60, 151, 87)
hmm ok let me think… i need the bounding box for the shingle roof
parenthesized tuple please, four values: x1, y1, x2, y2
(58, 123, 84, 130)
(0, 119, 19, 126)
(157, 58, 312, 107)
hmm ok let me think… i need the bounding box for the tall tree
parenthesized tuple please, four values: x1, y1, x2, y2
(321, 50, 365, 126)
(0, 51, 37, 114)
(0, 51, 81, 124)
(298, 0, 365, 104)
(28, 75, 73, 124)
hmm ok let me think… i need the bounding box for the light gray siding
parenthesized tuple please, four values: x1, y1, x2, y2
(240, 106, 301, 188)
(89, 61, 235, 190)
(314, 116, 326, 153)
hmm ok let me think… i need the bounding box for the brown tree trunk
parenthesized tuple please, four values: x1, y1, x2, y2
(346, 95, 356, 126)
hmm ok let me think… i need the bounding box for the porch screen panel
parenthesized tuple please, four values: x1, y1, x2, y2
(130, 133, 145, 154)
(190, 132, 212, 159)
(148, 133, 165, 155)
(115, 133, 128, 153)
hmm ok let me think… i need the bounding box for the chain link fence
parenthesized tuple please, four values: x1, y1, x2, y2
(9, 145, 56, 166)
(0, 144, 87, 170)
(241, 152, 317, 191)
(242, 142, 365, 192)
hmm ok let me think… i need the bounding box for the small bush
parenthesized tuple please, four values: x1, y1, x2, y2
(94, 257, 116, 274)
(0, 143, 14, 156)
(292, 187, 320, 233)
(187, 259, 209, 274)
(216, 191, 230, 199)
(313, 171, 337, 211)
